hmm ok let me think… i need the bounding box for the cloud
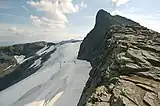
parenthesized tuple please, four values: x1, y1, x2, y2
(27, 0, 87, 28)
(111, 9, 120, 15)
(0, 23, 84, 45)
(59, 0, 79, 13)
(30, 15, 66, 28)
(8, 27, 33, 35)
(112, 0, 130, 6)
(111, 8, 160, 32)
(8, 27, 24, 34)
(27, 0, 79, 13)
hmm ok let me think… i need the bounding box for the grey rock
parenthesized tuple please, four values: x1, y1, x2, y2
(77, 10, 160, 106)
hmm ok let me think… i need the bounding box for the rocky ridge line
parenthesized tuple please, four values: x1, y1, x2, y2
(77, 10, 160, 106)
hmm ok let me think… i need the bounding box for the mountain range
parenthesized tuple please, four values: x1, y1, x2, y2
(0, 9, 160, 106)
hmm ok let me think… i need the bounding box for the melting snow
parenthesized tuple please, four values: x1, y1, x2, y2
(4, 64, 16, 71)
(36, 45, 55, 56)
(29, 58, 42, 68)
(14, 55, 25, 64)
(0, 41, 92, 106)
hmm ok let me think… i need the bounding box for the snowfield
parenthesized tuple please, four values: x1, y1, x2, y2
(0, 42, 91, 106)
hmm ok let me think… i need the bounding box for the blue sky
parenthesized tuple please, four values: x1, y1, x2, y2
(0, 0, 160, 45)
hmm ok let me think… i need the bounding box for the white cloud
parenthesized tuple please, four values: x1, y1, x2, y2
(0, 23, 85, 45)
(27, 0, 87, 29)
(8, 27, 25, 35)
(59, 0, 79, 13)
(112, 0, 130, 6)
(27, 0, 79, 13)
(30, 15, 66, 28)
(111, 7, 139, 15)
(111, 9, 160, 32)
(111, 9, 120, 15)
(8, 27, 33, 35)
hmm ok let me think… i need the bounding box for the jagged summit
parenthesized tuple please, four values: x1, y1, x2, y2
(78, 9, 140, 66)
(95, 9, 139, 27)
(77, 10, 160, 106)
(95, 9, 111, 27)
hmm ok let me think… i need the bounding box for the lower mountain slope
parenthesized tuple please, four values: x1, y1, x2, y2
(77, 10, 160, 106)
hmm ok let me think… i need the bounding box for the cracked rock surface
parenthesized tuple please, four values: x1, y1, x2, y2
(77, 10, 160, 106)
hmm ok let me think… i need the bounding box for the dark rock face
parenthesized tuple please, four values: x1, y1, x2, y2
(77, 10, 160, 106)
(0, 41, 53, 57)
(77, 9, 139, 66)
(0, 41, 56, 91)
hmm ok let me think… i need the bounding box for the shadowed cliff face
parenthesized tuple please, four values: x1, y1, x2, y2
(77, 10, 160, 106)
(77, 9, 139, 66)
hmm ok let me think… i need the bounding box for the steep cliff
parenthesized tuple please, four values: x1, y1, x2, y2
(78, 9, 160, 106)
(77, 9, 139, 66)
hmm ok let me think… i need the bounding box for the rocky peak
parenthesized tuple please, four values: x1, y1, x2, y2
(77, 9, 139, 66)
(77, 10, 160, 106)
(95, 9, 112, 28)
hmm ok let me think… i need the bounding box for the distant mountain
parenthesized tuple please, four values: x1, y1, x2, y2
(0, 41, 56, 91)
(0, 39, 91, 106)
(77, 9, 160, 106)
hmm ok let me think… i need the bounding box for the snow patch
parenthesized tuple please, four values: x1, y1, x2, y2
(36, 45, 55, 56)
(14, 55, 25, 64)
(29, 58, 42, 68)
(36, 45, 48, 56)
(4, 64, 16, 71)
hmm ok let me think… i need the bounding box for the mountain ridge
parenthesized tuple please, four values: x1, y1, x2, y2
(0, 9, 160, 106)
(78, 9, 140, 66)
(77, 9, 160, 106)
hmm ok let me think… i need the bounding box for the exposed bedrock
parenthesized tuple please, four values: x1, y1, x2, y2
(77, 9, 160, 106)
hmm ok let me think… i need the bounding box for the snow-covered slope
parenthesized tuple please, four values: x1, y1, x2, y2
(0, 41, 91, 106)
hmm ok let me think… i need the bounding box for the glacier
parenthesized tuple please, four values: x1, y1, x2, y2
(0, 41, 91, 106)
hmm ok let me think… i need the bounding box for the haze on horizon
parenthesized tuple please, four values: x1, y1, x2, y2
(0, 0, 160, 45)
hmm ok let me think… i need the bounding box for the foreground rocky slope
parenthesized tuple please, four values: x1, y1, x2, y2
(78, 9, 160, 106)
